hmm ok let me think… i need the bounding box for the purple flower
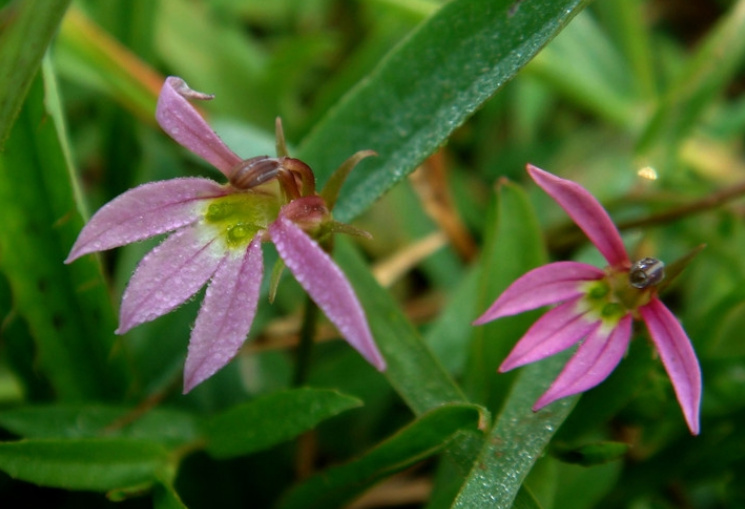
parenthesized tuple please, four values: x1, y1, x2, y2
(474, 164, 701, 435)
(66, 77, 386, 393)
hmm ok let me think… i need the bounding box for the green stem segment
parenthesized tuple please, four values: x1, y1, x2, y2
(293, 295, 320, 387)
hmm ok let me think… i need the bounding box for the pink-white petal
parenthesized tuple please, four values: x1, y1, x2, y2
(269, 214, 386, 371)
(183, 237, 263, 393)
(66, 178, 228, 262)
(640, 297, 701, 435)
(527, 164, 629, 268)
(473, 261, 604, 325)
(117, 226, 225, 334)
(499, 297, 599, 372)
(156, 77, 242, 177)
(533, 314, 632, 410)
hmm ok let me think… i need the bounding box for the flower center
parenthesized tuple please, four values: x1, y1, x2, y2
(582, 258, 665, 324)
(203, 191, 281, 247)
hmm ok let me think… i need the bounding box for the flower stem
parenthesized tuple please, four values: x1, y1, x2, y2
(292, 294, 319, 387)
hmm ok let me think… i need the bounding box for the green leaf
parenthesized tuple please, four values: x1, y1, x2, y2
(525, 10, 639, 128)
(0, 0, 72, 147)
(0, 61, 128, 399)
(204, 388, 362, 458)
(297, 0, 591, 222)
(154, 482, 189, 509)
(278, 403, 487, 509)
(0, 405, 201, 448)
(512, 487, 545, 509)
(465, 179, 547, 413)
(334, 238, 467, 415)
(0, 438, 171, 491)
(450, 354, 578, 509)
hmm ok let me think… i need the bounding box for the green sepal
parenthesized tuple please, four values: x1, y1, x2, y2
(320, 150, 377, 211)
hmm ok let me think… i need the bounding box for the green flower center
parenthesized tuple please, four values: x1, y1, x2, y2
(581, 268, 657, 325)
(203, 192, 281, 248)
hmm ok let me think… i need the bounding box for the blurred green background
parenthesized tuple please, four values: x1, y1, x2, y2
(1, 0, 744, 507)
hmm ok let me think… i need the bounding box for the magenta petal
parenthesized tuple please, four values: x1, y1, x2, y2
(534, 315, 632, 410)
(269, 214, 386, 371)
(156, 77, 242, 177)
(640, 297, 702, 435)
(527, 164, 629, 268)
(499, 298, 599, 372)
(183, 237, 263, 393)
(117, 226, 224, 334)
(473, 261, 604, 324)
(66, 178, 228, 262)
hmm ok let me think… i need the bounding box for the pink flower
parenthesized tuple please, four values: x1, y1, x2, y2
(66, 77, 385, 393)
(474, 164, 701, 435)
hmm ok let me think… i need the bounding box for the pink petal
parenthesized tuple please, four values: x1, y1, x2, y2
(269, 214, 386, 371)
(156, 77, 242, 177)
(66, 178, 228, 262)
(473, 261, 604, 325)
(640, 297, 702, 435)
(117, 226, 225, 334)
(183, 237, 263, 393)
(527, 164, 629, 268)
(533, 315, 632, 410)
(499, 297, 599, 372)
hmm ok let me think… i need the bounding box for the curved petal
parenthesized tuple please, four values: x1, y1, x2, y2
(66, 178, 228, 262)
(183, 237, 263, 393)
(533, 315, 632, 410)
(117, 226, 225, 334)
(473, 261, 603, 324)
(156, 77, 242, 177)
(499, 297, 599, 372)
(527, 164, 629, 268)
(269, 214, 386, 371)
(640, 297, 701, 435)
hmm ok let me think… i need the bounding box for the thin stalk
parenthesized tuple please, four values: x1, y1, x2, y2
(292, 295, 319, 387)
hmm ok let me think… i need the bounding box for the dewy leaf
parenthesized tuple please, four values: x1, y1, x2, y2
(0, 0, 72, 147)
(0, 438, 171, 492)
(0, 62, 128, 399)
(277, 403, 487, 509)
(297, 0, 591, 222)
(204, 388, 362, 459)
(450, 353, 578, 509)
(334, 238, 467, 415)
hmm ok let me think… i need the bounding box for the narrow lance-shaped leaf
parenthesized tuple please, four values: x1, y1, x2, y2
(0, 438, 171, 492)
(297, 0, 591, 222)
(0, 404, 201, 448)
(0, 62, 128, 399)
(204, 388, 362, 459)
(333, 238, 466, 415)
(0, 0, 72, 147)
(464, 179, 547, 412)
(451, 353, 578, 509)
(278, 403, 488, 509)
